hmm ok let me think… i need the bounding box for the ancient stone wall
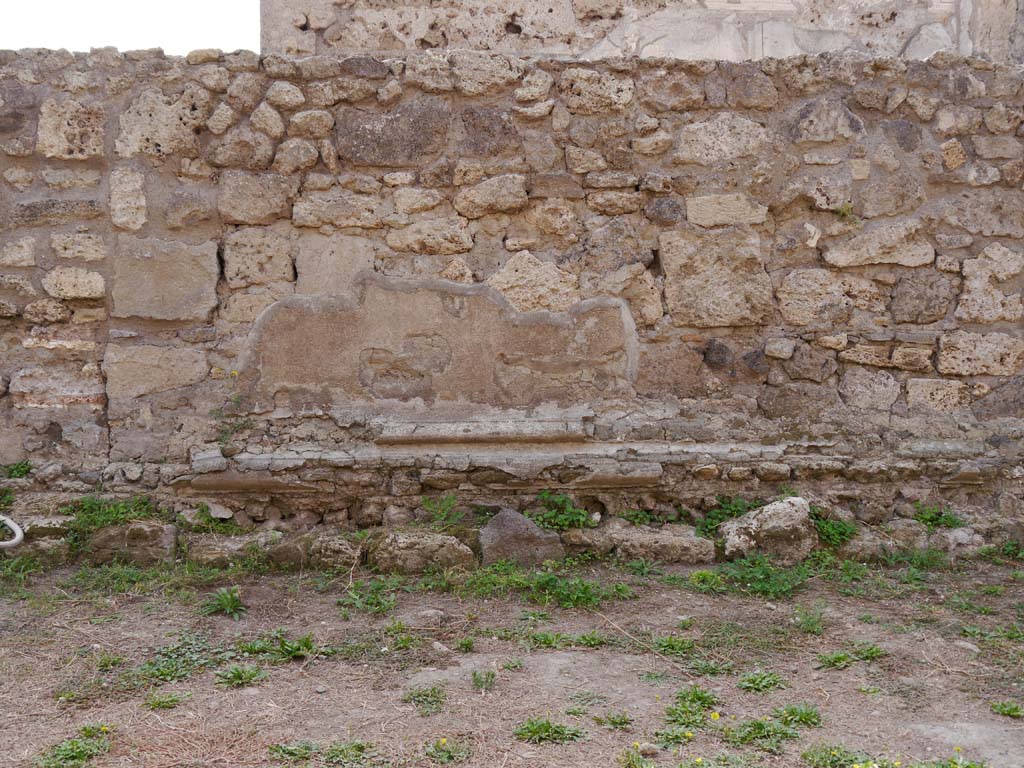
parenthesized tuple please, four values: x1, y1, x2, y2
(262, 0, 1024, 63)
(1, 47, 1023, 535)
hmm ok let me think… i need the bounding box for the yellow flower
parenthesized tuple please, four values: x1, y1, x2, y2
(710, 712, 720, 720)
(685, 731, 693, 739)
(230, 370, 240, 377)
(632, 742, 640, 749)
(439, 738, 447, 746)
(853, 763, 861, 768)
(954, 747, 962, 753)
(694, 760, 702, 765)
(99, 726, 109, 733)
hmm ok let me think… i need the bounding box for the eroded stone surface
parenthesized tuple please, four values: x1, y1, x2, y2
(112, 236, 219, 321)
(248, 275, 633, 407)
(103, 345, 208, 399)
(720, 496, 819, 566)
(486, 251, 580, 312)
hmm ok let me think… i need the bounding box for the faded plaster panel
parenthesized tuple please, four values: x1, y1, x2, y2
(247, 274, 637, 409)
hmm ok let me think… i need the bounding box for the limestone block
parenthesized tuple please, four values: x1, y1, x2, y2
(393, 187, 443, 215)
(36, 98, 104, 159)
(266, 81, 306, 109)
(405, 52, 453, 93)
(271, 138, 319, 174)
(51, 233, 106, 262)
(0, 237, 35, 267)
(41, 267, 105, 300)
(661, 227, 772, 327)
(792, 97, 864, 143)
(87, 521, 177, 566)
(451, 52, 525, 96)
(292, 188, 382, 229)
(612, 524, 715, 564)
(112, 236, 219, 321)
(8, 364, 105, 408)
(335, 97, 449, 167)
(479, 509, 564, 566)
(955, 243, 1024, 323)
(638, 68, 704, 112)
(217, 171, 297, 225)
(719, 497, 818, 566)
(295, 232, 376, 297)
(385, 217, 473, 255)
(941, 189, 1024, 238)
(559, 68, 634, 115)
(777, 268, 884, 327)
(116, 85, 211, 158)
(486, 251, 580, 312)
(673, 112, 769, 165)
(370, 531, 476, 574)
(224, 227, 296, 288)
(938, 331, 1024, 376)
(109, 167, 147, 231)
(454, 174, 528, 219)
(907, 379, 971, 412)
(251, 102, 286, 139)
(824, 219, 934, 268)
(103, 345, 208, 399)
(288, 109, 335, 139)
(208, 125, 275, 169)
(23, 299, 70, 324)
(686, 193, 767, 227)
(838, 367, 900, 410)
(891, 272, 954, 324)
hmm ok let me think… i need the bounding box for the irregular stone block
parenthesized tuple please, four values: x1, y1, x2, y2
(559, 68, 634, 114)
(791, 97, 864, 143)
(103, 345, 208, 399)
(292, 188, 384, 229)
(824, 219, 934, 268)
(955, 243, 1024, 323)
(479, 509, 565, 566)
(891, 272, 954, 324)
(37, 98, 104, 159)
(719, 496, 818, 566)
(51, 233, 106, 262)
(335, 97, 449, 167)
(295, 232, 376, 297)
(109, 167, 147, 231)
(208, 125, 275, 169)
(4, 200, 103, 229)
(217, 171, 297, 225)
(41, 267, 105, 300)
(116, 85, 211, 158)
(941, 189, 1024, 238)
(907, 379, 971, 412)
(661, 227, 772, 327)
(938, 331, 1024, 376)
(673, 112, 768, 166)
(838, 367, 900, 410)
(0, 237, 35, 267)
(451, 52, 525, 96)
(8, 364, 105, 409)
(777, 268, 884, 327)
(453, 174, 528, 219)
(248, 274, 634, 408)
(87, 521, 177, 566)
(385, 216, 473, 255)
(486, 250, 580, 312)
(612, 524, 715, 564)
(112, 236, 219, 321)
(184, 531, 284, 568)
(369, 531, 476, 574)
(224, 227, 295, 288)
(686, 193, 767, 227)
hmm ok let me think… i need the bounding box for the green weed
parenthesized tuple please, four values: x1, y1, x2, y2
(200, 586, 246, 620)
(737, 670, 785, 693)
(528, 491, 594, 531)
(513, 718, 585, 744)
(215, 664, 266, 687)
(403, 685, 447, 716)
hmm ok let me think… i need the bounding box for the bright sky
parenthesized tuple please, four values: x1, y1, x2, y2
(0, 0, 260, 55)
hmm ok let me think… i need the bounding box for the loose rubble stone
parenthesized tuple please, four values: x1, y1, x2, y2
(370, 531, 477, 574)
(386, 217, 473, 254)
(88, 521, 177, 566)
(719, 496, 819, 566)
(335, 98, 449, 167)
(674, 113, 769, 165)
(613, 524, 715, 564)
(116, 86, 210, 158)
(479, 509, 565, 566)
(560, 68, 634, 114)
(955, 243, 1024, 323)
(824, 219, 934, 268)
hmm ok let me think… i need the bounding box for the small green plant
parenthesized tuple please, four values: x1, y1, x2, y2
(215, 664, 267, 687)
(424, 737, 469, 763)
(200, 586, 247, 620)
(572, 631, 607, 648)
(811, 507, 858, 548)
(133, 632, 217, 685)
(62, 496, 163, 554)
(689, 658, 733, 676)
(179, 503, 244, 535)
(724, 717, 799, 753)
(618, 746, 656, 768)
(338, 576, 403, 614)
(737, 670, 785, 693)
(528, 491, 594, 531)
(654, 635, 695, 657)
(794, 604, 825, 635)
(817, 651, 855, 670)
(697, 496, 763, 539)
(722, 555, 808, 599)
(455, 637, 474, 653)
(852, 643, 886, 661)
(0, 554, 43, 597)
(4, 460, 31, 478)
(773, 703, 822, 728)
(801, 743, 872, 768)
(687, 569, 728, 594)
(913, 502, 965, 532)
(621, 509, 654, 526)
(664, 685, 718, 729)
(144, 691, 188, 710)
(991, 700, 1023, 718)
(322, 741, 375, 766)
(833, 202, 859, 223)
(502, 658, 524, 671)
(513, 718, 586, 744)
(593, 711, 632, 730)
(33, 725, 112, 768)
(623, 558, 661, 577)
(422, 494, 464, 530)
(404, 685, 447, 716)
(471, 669, 495, 692)
(268, 741, 318, 761)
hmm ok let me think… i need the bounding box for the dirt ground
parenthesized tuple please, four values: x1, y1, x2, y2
(2, 556, 1022, 768)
